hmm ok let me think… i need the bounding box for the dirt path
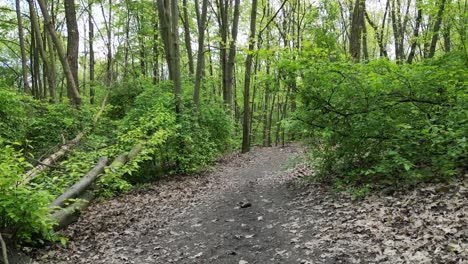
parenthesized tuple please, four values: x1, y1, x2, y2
(31, 146, 467, 264)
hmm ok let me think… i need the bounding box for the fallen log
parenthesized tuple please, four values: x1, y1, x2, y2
(50, 143, 144, 230)
(51, 191, 94, 231)
(49, 157, 108, 209)
(21, 92, 109, 186)
(108, 143, 144, 170)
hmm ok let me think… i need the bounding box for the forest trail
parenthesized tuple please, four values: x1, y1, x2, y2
(34, 146, 322, 264)
(32, 145, 467, 264)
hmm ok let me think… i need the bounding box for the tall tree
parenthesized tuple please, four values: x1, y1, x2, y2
(242, 0, 258, 153)
(36, 0, 81, 105)
(157, 0, 183, 114)
(193, 0, 208, 109)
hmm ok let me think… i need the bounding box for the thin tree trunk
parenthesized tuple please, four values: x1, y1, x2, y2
(89, 3, 95, 104)
(15, 0, 30, 93)
(242, 0, 258, 153)
(428, 0, 447, 58)
(225, 0, 240, 110)
(407, 0, 423, 63)
(182, 0, 194, 75)
(28, 0, 53, 100)
(152, 18, 160, 84)
(136, 13, 147, 76)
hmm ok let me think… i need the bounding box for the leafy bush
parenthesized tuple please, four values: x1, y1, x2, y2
(98, 81, 233, 189)
(0, 140, 56, 245)
(0, 87, 94, 156)
(293, 52, 467, 187)
(0, 88, 27, 142)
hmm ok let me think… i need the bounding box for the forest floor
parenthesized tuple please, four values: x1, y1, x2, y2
(27, 145, 467, 264)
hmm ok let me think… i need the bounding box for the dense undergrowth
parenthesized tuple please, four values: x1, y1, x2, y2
(1, 52, 467, 246)
(0, 79, 233, 245)
(291, 52, 467, 194)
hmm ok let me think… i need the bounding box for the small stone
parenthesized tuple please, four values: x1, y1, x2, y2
(240, 202, 252, 208)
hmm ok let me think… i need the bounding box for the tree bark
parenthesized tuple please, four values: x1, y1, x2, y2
(242, 0, 258, 153)
(350, 0, 365, 61)
(64, 0, 79, 90)
(36, 0, 81, 106)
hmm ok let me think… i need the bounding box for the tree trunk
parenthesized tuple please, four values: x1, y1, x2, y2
(36, 0, 81, 106)
(407, 0, 423, 63)
(428, 0, 447, 58)
(158, 0, 183, 114)
(28, 0, 54, 101)
(193, 0, 208, 109)
(182, 0, 194, 75)
(225, 0, 240, 110)
(350, 0, 364, 61)
(152, 18, 160, 84)
(89, 3, 95, 104)
(242, 0, 258, 153)
(49, 157, 109, 208)
(15, 0, 30, 93)
(64, 0, 79, 91)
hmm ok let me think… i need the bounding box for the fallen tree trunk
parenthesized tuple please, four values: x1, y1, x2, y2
(109, 143, 144, 170)
(51, 191, 94, 231)
(21, 92, 109, 186)
(49, 157, 108, 209)
(50, 143, 144, 230)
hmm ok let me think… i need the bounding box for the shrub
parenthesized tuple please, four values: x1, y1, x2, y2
(293, 52, 467, 187)
(0, 140, 56, 245)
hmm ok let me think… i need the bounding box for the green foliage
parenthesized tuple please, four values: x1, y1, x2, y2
(97, 80, 233, 193)
(0, 140, 56, 245)
(0, 87, 94, 155)
(0, 87, 27, 142)
(293, 51, 467, 188)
